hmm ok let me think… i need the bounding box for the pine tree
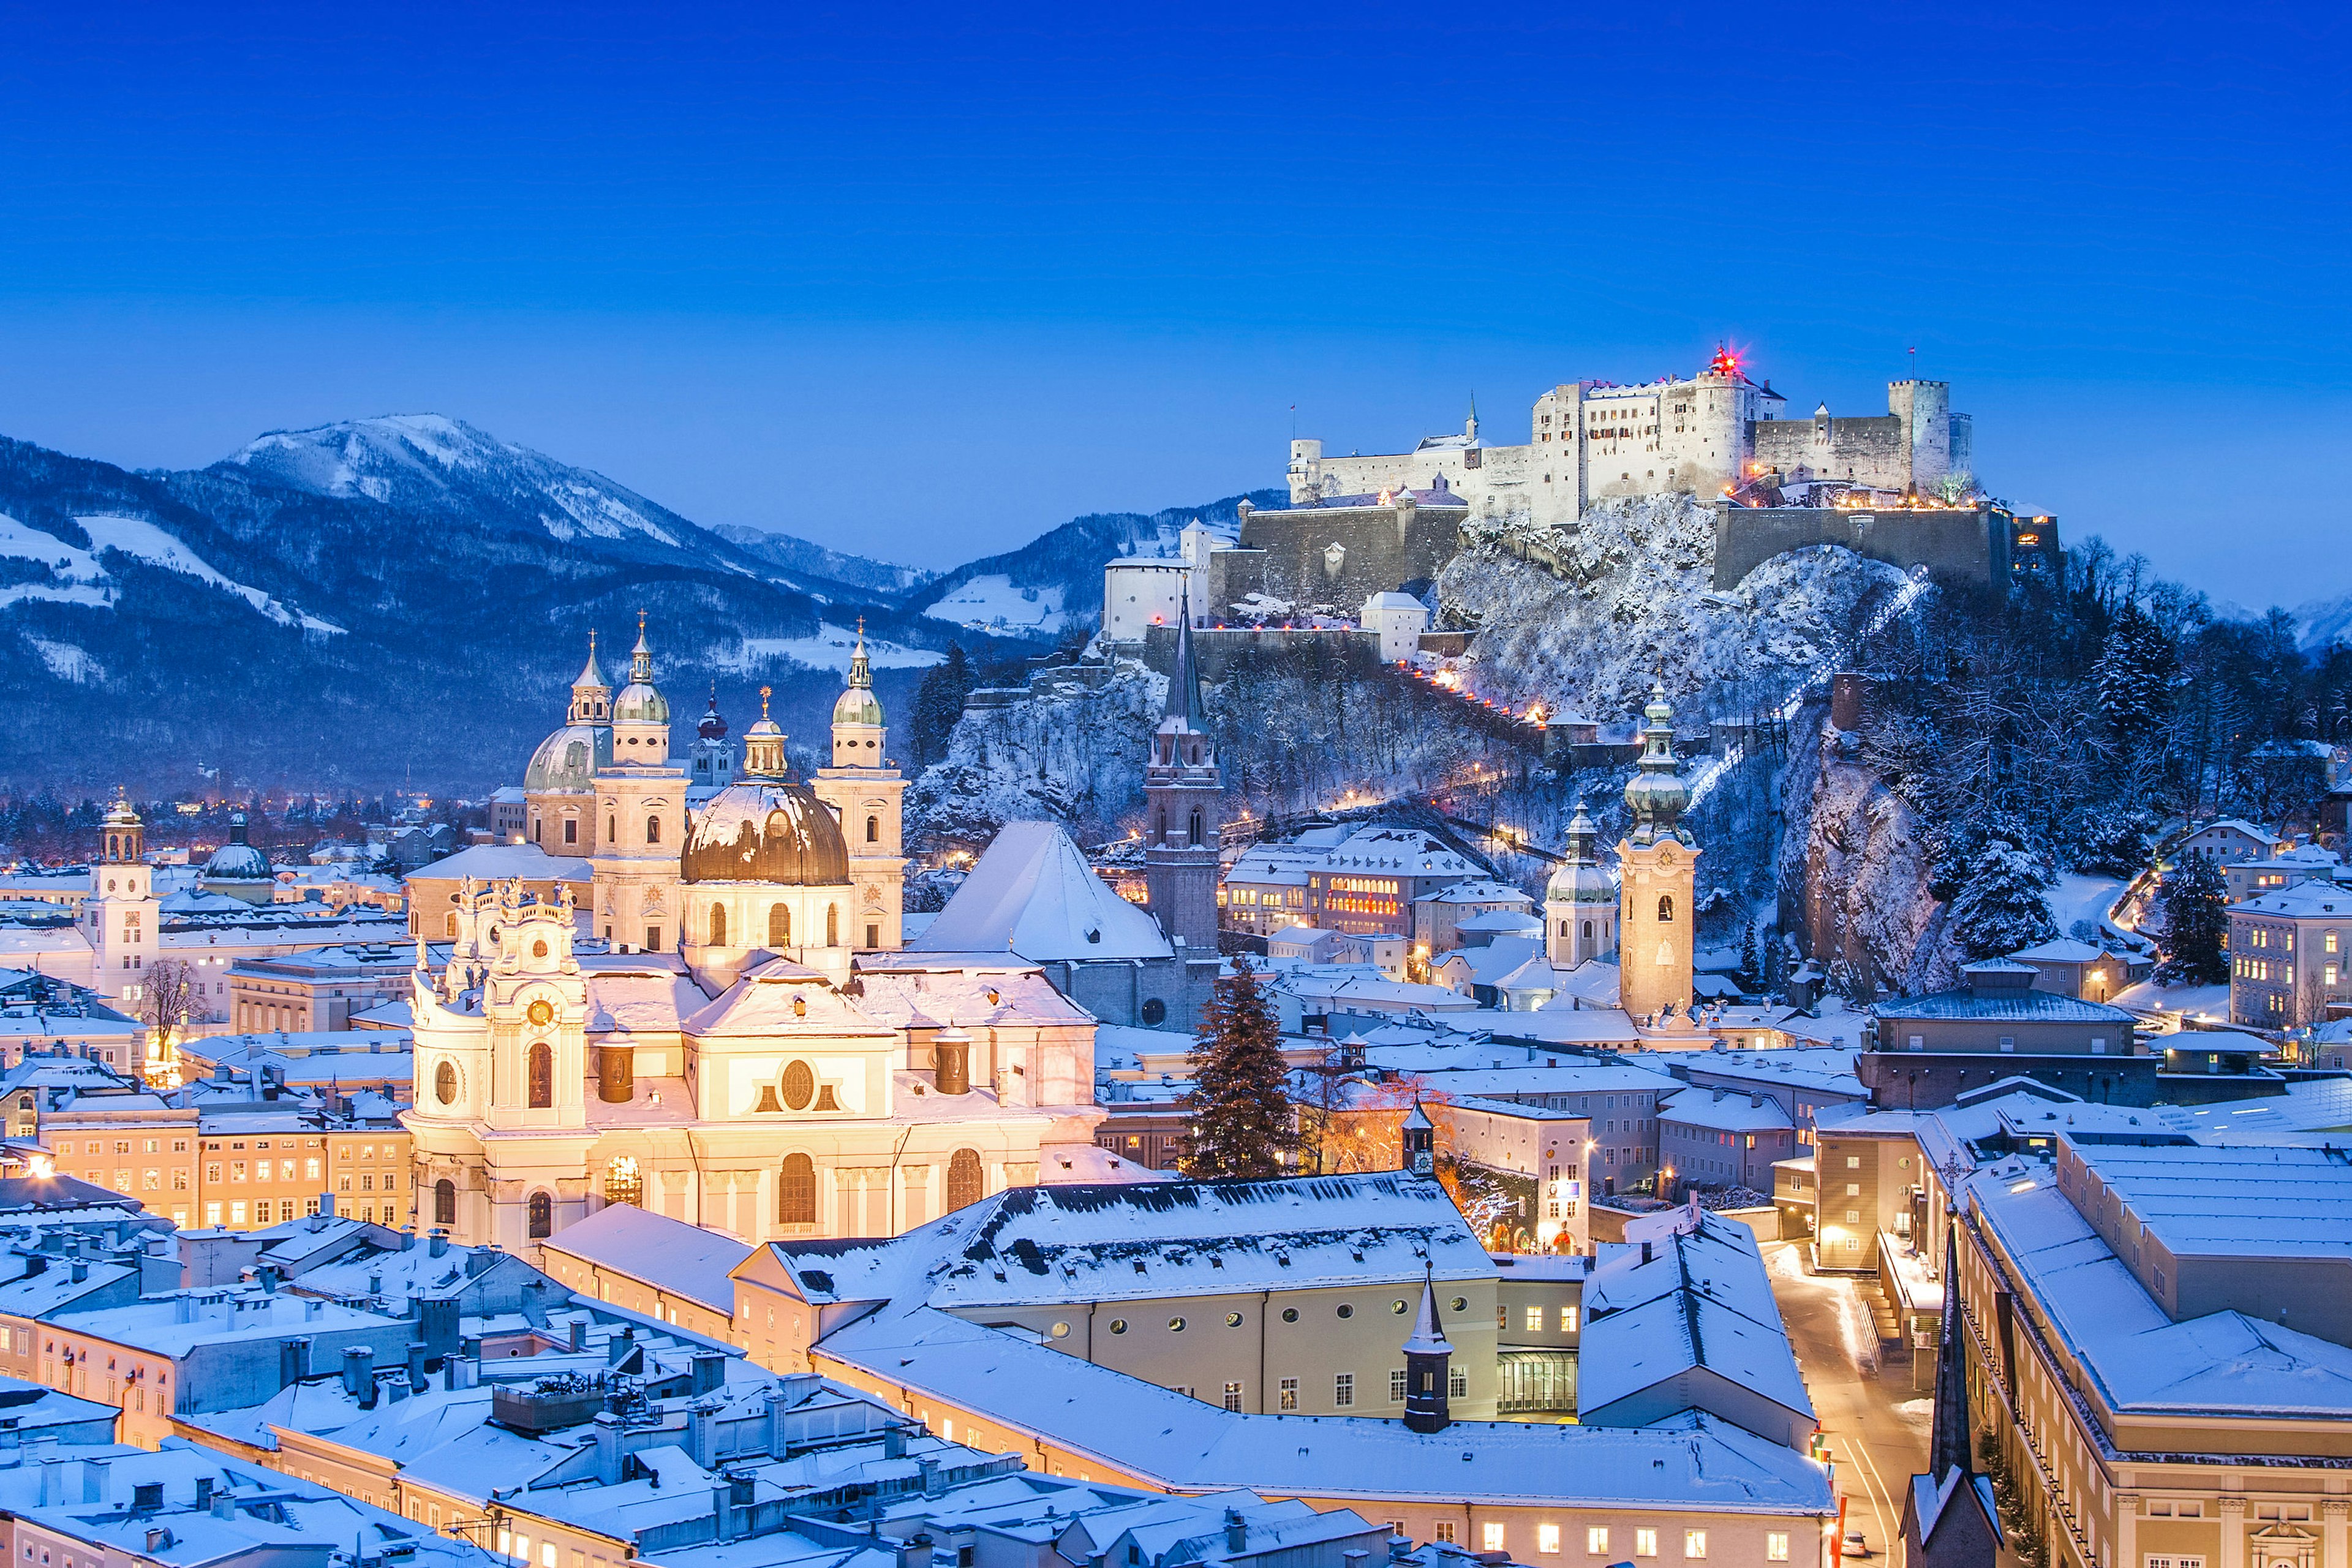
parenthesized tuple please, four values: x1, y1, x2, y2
(908, 643, 973, 769)
(1738, 922, 1760, 987)
(1180, 958, 1295, 1180)
(2094, 600, 2180, 746)
(2156, 851, 2230, 985)
(1947, 829, 2059, 960)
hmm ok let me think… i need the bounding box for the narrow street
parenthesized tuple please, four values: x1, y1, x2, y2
(1764, 1242, 1934, 1564)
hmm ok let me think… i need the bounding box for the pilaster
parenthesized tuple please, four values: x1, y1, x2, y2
(2321, 1498, 2346, 1568)
(2219, 1495, 2247, 1568)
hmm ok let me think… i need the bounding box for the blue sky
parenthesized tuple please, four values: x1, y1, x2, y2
(0, 1, 2344, 605)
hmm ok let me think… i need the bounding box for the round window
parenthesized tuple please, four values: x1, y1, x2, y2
(1450, 1296, 1468, 1313)
(1391, 1299, 1409, 1314)
(780, 1060, 816, 1111)
(532, 940, 549, 959)
(1281, 1308, 1299, 1324)
(1224, 1311, 1243, 1327)
(1140, 998, 1167, 1025)
(526, 998, 554, 1027)
(1335, 1304, 1354, 1319)
(1108, 1319, 1127, 1335)
(1049, 1322, 1071, 1339)
(1168, 1316, 1186, 1332)
(435, 1061, 458, 1106)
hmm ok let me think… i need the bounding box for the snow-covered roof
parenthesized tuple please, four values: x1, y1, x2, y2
(1579, 1214, 1811, 1423)
(403, 843, 591, 884)
(912, 822, 1171, 962)
(1665, 1048, 1863, 1099)
(850, 958, 1093, 1031)
(1871, 988, 2136, 1024)
(2230, 883, 2352, 918)
(2007, 939, 2130, 962)
(538, 1202, 753, 1315)
(1455, 909, 1542, 934)
(1412, 879, 1531, 907)
(1659, 1088, 1796, 1134)
(683, 959, 895, 1040)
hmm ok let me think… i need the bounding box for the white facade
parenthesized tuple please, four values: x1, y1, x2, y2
(1101, 521, 1215, 643)
(1359, 591, 1430, 662)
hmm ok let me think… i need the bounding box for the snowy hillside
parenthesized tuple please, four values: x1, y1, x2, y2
(2296, 592, 2352, 652)
(1437, 496, 1914, 723)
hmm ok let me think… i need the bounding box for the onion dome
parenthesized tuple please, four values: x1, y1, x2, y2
(613, 617, 669, 723)
(682, 781, 850, 886)
(1623, 680, 1693, 846)
(1545, 800, 1616, 903)
(526, 723, 612, 791)
(698, 687, 729, 742)
(204, 812, 271, 880)
(833, 619, 885, 729)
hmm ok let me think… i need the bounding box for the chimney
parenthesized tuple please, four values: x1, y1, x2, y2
(69, 1261, 87, 1284)
(211, 1488, 234, 1520)
(594, 1412, 625, 1486)
(278, 1337, 310, 1390)
(465, 1245, 500, 1279)
(712, 1481, 734, 1543)
(319, 1193, 337, 1219)
(1225, 1509, 1247, 1555)
(80, 1458, 105, 1503)
(882, 1425, 907, 1460)
(194, 1477, 213, 1510)
(690, 1351, 726, 1395)
(342, 1346, 375, 1400)
(568, 1319, 585, 1353)
(608, 1327, 636, 1366)
(688, 1401, 716, 1469)
(175, 1294, 197, 1324)
(418, 1297, 460, 1360)
(428, 1229, 449, 1259)
(145, 1530, 174, 1555)
(897, 1535, 935, 1568)
(38, 1457, 64, 1507)
(1641, 1240, 1653, 1265)
(305, 1299, 325, 1321)
(133, 1480, 164, 1512)
(919, 1456, 943, 1499)
(405, 1341, 427, 1390)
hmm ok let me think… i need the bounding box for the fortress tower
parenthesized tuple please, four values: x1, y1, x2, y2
(1616, 682, 1699, 1023)
(810, 621, 908, 951)
(1144, 595, 1223, 956)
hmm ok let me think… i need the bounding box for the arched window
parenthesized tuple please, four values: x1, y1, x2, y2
(527, 1191, 553, 1239)
(1581, 919, 1594, 940)
(433, 1179, 456, 1226)
(646, 815, 662, 845)
(769, 903, 791, 947)
(435, 1061, 458, 1106)
(709, 903, 727, 946)
(1657, 895, 1675, 924)
(826, 904, 839, 946)
(778, 1153, 816, 1225)
(1155, 807, 1167, 843)
(604, 1155, 643, 1207)
(946, 1148, 984, 1212)
(528, 1042, 553, 1108)
(1188, 808, 1204, 846)
(865, 815, 879, 843)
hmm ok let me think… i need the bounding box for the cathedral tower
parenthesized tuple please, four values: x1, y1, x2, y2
(527, 634, 614, 856)
(1616, 682, 1699, 1023)
(1143, 595, 1223, 955)
(590, 613, 685, 952)
(810, 620, 907, 951)
(85, 788, 157, 1014)
(1543, 801, 1616, 968)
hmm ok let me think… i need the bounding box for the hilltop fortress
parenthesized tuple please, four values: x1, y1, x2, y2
(1287, 350, 1972, 529)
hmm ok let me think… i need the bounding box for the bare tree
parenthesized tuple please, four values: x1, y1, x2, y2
(138, 959, 198, 1067)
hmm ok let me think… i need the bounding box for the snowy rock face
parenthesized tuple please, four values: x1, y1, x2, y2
(1776, 710, 1958, 999)
(905, 663, 1164, 846)
(1437, 496, 1912, 722)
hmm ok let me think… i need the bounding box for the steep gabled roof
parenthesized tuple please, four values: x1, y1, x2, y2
(911, 822, 1171, 962)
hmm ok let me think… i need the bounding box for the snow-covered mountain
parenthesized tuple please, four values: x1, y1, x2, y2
(2295, 593, 2352, 652)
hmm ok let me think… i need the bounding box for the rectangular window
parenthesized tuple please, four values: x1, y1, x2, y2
(1433, 1525, 1455, 1545)
(1766, 1534, 1789, 1562)
(1538, 1525, 1560, 1555)
(1636, 1529, 1658, 1558)
(1559, 1305, 1577, 1332)
(1279, 1378, 1298, 1411)
(1389, 1369, 1408, 1402)
(1222, 1382, 1242, 1412)
(1334, 1373, 1354, 1408)
(1483, 1526, 1505, 1553)
(1683, 1531, 1705, 1559)
(1525, 1305, 1544, 1332)
(1587, 1528, 1609, 1555)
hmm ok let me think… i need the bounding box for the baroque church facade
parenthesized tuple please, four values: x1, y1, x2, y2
(404, 620, 1104, 1255)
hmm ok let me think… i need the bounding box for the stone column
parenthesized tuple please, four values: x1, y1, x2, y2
(2114, 1494, 2138, 1568)
(2321, 1498, 2346, 1568)
(2220, 1496, 2248, 1568)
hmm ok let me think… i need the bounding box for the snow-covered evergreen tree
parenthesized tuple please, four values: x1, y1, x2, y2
(908, 643, 974, 769)
(1947, 829, 2059, 960)
(2156, 852, 2231, 985)
(1180, 958, 1295, 1180)
(2094, 600, 2180, 745)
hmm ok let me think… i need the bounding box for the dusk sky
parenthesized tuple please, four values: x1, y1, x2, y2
(1, 2, 2345, 606)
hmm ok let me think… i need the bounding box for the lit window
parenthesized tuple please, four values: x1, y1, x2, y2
(1538, 1526, 1560, 1555)
(1766, 1534, 1789, 1562)
(1636, 1529, 1658, 1558)
(1525, 1305, 1544, 1332)
(1587, 1529, 1610, 1555)
(1684, 1532, 1705, 1559)
(1483, 1526, 1506, 1553)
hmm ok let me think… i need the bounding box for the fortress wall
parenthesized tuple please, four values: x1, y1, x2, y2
(1228, 502, 1465, 608)
(1751, 414, 1915, 489)
(1711, 503, 2011, 589)
(1137, 623, 1386, 684)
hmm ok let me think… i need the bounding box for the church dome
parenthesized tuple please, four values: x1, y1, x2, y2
(526, 723, 612, 791)
(682, 781, 850, 886)
(204, 842, 270, 880)
(613, 681, 669, 724)
(833, 685, 884, 728)
(698, 694, 729, 741)
(1545, 859, 1615, 905)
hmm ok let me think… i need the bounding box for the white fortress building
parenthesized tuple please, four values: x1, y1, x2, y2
(1287, 350, 1972, 527)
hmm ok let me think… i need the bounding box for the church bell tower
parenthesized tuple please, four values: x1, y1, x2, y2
(85, 788, 158, 1016)
(1616, 681, 1700, 1023)
(810, 620, 907, 951)
(1144, 595, 1223, 956)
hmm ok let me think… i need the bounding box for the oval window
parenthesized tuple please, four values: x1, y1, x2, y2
(1107, 1319, 1127, 1335)
(780, 1060, 816, 1112)
(435, 1061, 458, 1106)
(1224, 1311, 1243, 1328)
(1140, 998, 1167, 1025)
(532, 940, 549, 959)
(1167, 1316, 1186, 1332)
(1450, 1296, 1468, 1313)
(1049, 1322, 1071, 1339)
(1280, 1308, 1299, 1324)
(1335, 1304, 1354, 1319)
(1391, 1299, 1409, 1315)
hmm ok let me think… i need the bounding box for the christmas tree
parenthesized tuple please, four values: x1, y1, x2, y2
(1180, 957, 1295, 1180)
(2157, 852, 2230, 986)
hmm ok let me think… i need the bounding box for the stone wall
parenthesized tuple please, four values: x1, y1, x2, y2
(1219, 499, 1465, 609)
(1713, 502, 2053, 590)
(1137, 623, 1385, 684)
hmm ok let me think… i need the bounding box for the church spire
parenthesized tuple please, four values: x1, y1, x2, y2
(1164, 589, 1208, 733)
(1623, 680, 1692, 846)
(568, 630, 612, 725)
(848, 616, 872, 692)
(630, 609, 654, 684)
(1929, 1216, 1974, 1483)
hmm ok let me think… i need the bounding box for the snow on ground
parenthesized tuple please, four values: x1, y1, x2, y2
(0, 515, 104, 584)
(2049, 872, 2127, 940)
(76, 516, 344, 634)
(717, 624, 943, 674)
(25, 638, 102, 684)
(923, 575, 1069, 636)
